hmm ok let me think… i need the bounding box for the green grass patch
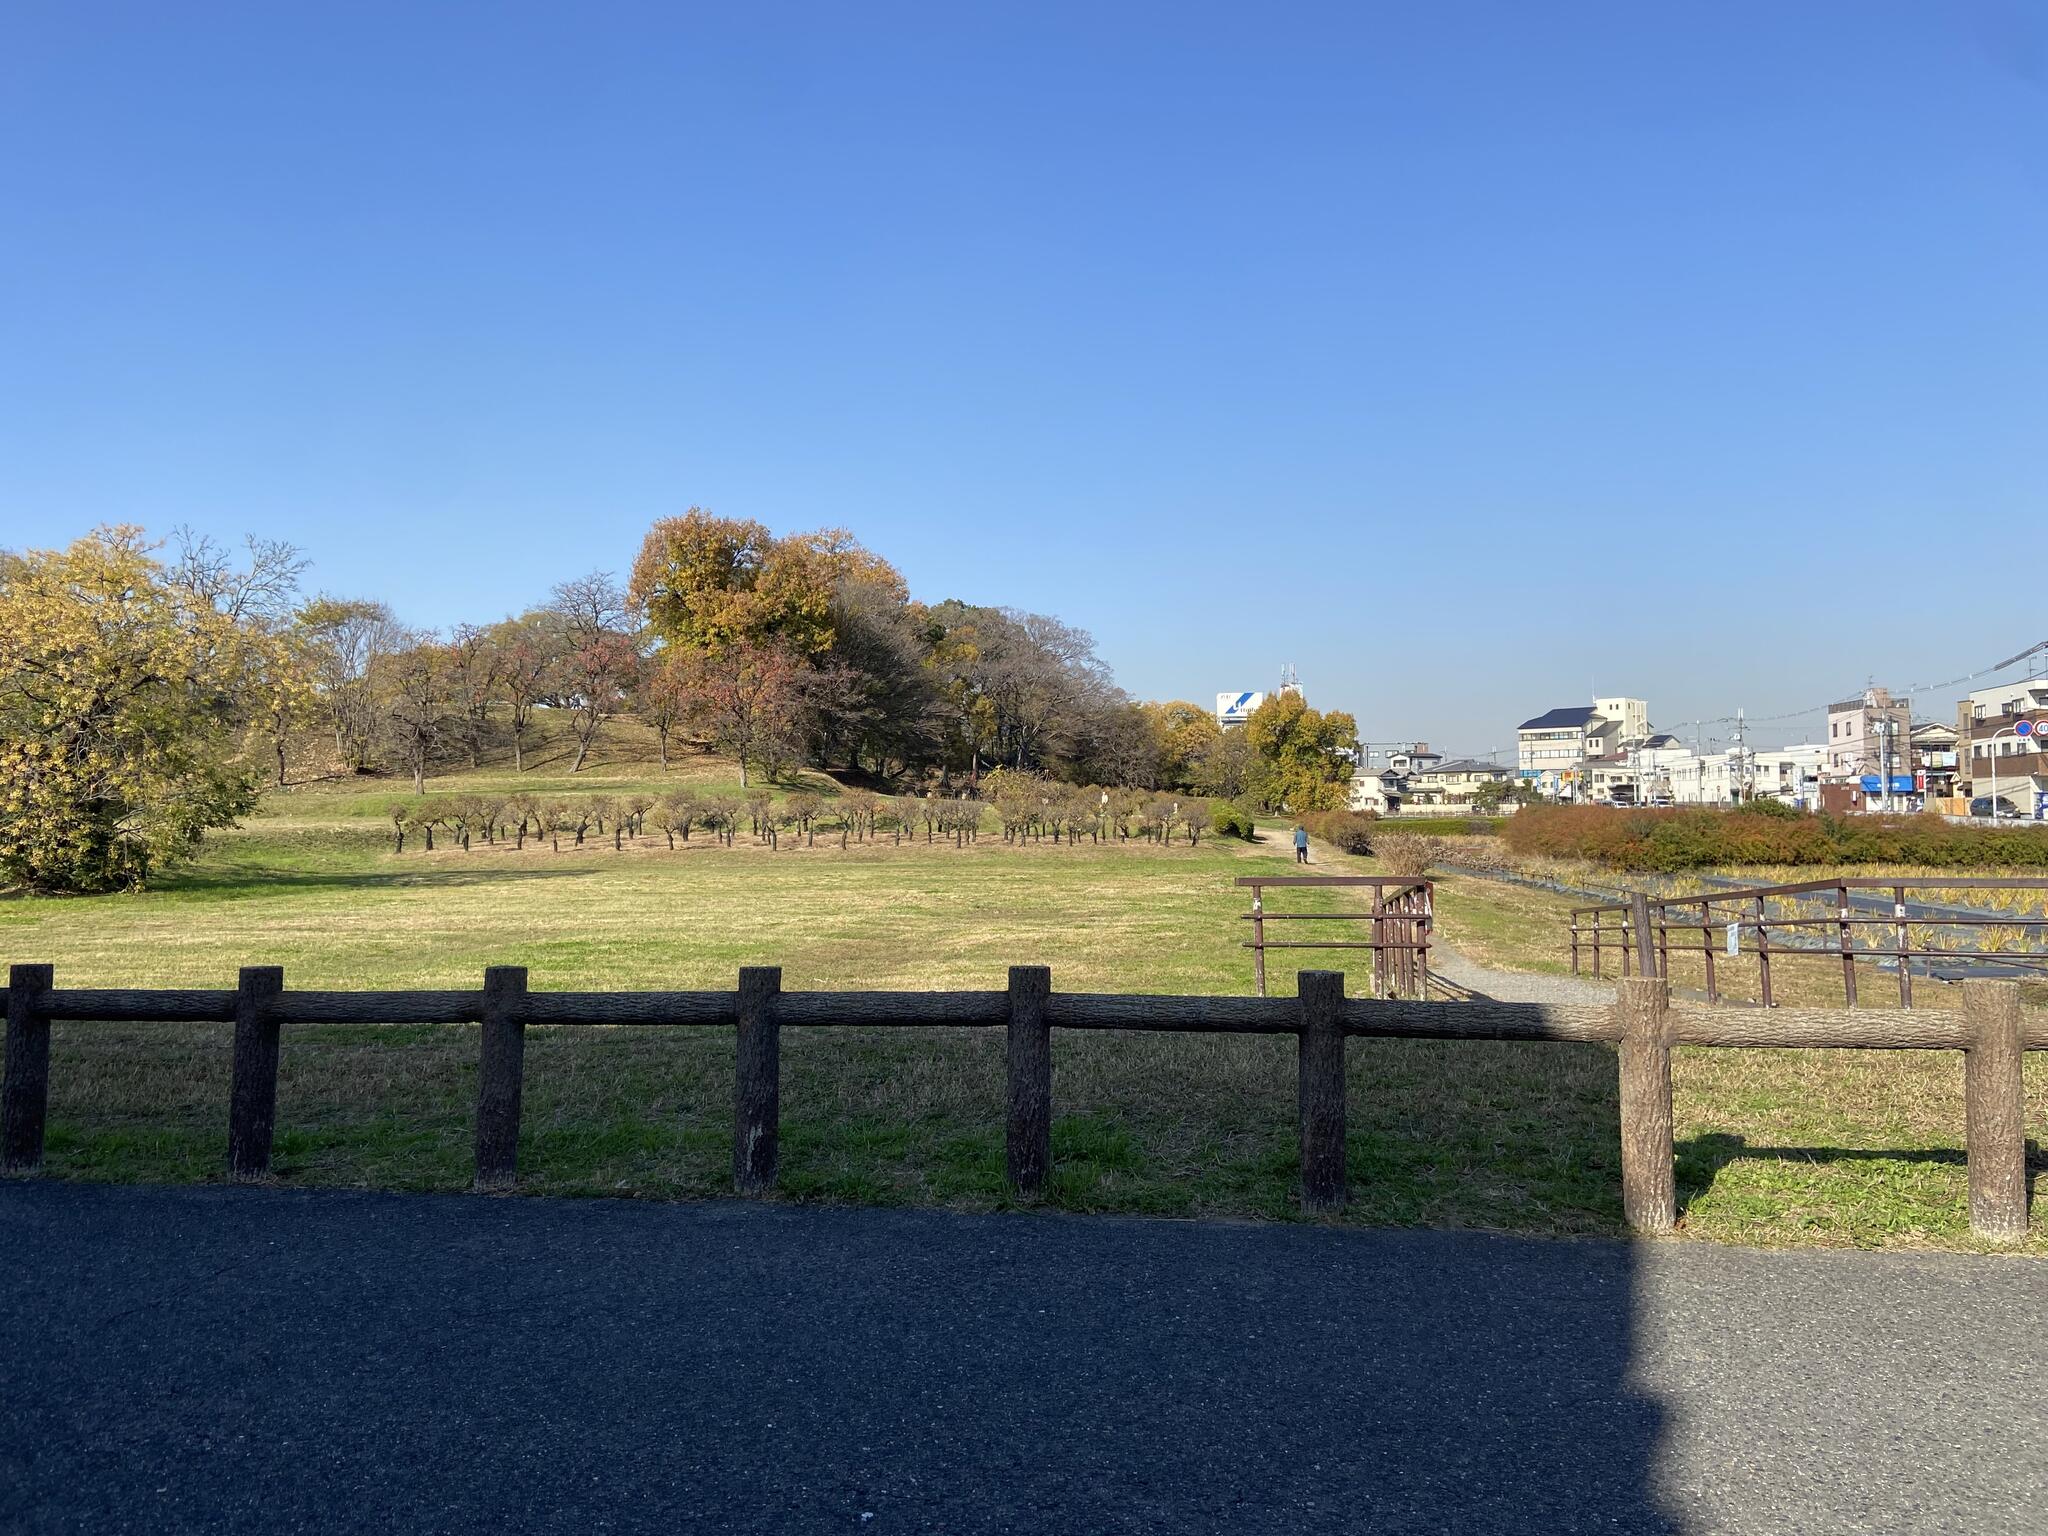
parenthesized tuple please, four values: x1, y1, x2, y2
(2, 760, 2042, 1251)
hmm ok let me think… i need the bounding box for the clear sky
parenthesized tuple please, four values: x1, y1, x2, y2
(4, 2, 2044, 758)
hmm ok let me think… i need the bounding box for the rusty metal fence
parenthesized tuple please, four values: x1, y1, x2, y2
(1571, 877, 2048, 1008)
(1238, 876, 1433, 999)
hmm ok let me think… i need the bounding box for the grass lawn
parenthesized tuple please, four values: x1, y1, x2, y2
(2, 751, 2042, 1252)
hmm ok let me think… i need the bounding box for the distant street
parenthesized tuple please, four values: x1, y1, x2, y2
(2, 1183, 2042, 1535)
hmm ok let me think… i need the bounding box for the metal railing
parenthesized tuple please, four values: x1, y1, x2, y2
(1238, 876, 1433, 999)
(1570, 878, 2048, 1008)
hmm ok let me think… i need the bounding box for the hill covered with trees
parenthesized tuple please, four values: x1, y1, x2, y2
(1, 515, 1357, 890)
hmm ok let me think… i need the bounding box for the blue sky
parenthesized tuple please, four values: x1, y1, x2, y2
(3, 2, 2044, 757)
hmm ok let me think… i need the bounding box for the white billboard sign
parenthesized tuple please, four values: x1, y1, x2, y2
(1216, 691, 1265, 727)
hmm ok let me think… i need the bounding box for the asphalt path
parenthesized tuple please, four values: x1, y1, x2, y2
(2, 1183, 2042, 1535)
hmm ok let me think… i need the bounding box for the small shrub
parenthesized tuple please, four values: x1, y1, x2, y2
(1212, 802, 1258, 839)
(1372, 832, 1442, 877)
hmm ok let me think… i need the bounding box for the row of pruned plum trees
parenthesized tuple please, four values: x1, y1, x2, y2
(386, 779, 1222, 855)
(982, 769, 1216, 846)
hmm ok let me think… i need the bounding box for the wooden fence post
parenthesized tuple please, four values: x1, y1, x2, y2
(1297, 970, 1347, 1215)
(474, 966, 528, 1192)
(1005, 965, 1052, 1200)
(2, 963, 54, 1174)
(733, 966, 781, 1195)
(1616, 976, 1676, 1234)
(1961, 979, 2026, 1242)
(1630, 891, 1658, 979)
(227, 965, 285, 1179)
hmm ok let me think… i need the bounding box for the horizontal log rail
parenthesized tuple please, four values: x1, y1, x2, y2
(3, 963, 2041, 1239)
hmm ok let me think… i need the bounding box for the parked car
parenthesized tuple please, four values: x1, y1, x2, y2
(1969, 795, 2023, 820)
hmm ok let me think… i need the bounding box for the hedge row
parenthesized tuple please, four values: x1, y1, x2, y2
(1502, 804, 2048, 872)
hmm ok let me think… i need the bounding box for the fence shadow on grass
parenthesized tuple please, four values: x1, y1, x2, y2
(1674, 1131, 2044, 1220)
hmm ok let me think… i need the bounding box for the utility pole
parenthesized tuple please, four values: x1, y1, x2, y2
(1731, 709, 1745, 805)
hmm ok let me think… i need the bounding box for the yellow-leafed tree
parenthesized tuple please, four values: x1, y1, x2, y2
(0, 527, 279, 891)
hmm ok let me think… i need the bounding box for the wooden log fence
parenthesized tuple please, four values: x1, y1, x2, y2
(2, 961, 2043, 1239)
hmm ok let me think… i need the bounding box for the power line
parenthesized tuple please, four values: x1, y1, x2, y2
(1679, 640, 2047, 733)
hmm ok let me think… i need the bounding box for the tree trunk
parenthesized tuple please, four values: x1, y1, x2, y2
(512, 730, 524, 772)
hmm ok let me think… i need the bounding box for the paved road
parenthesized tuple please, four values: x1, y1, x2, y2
(2, 1184, 2042, 1535)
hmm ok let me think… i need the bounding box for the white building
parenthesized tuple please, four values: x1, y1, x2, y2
(1644, 743, 1825, 807)
(1348, 770, 1405, 815)
(1516, 697, 1651, 800)
(1748, 745, 1825, 807)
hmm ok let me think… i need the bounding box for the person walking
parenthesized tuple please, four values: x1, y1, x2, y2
(1292, 823, 1309, 864)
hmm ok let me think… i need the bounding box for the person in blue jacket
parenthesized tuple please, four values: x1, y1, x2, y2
(1292, 823, 1309, 864)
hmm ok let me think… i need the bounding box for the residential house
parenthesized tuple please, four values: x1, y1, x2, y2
(1910, 721, 1959, 801)
(1348, 769, 1406, 816)
(1406, 758, 1513, 806)
(1383, 743, 1443, 777)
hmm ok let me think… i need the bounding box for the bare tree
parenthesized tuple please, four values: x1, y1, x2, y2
(638, 652, 690, 769)
(372, 632, 449, 794)
(488, 612, 562, 772)
(548, 573, 640, 772)
(550, 570, 632, 642)
(170, 527, 310, 625)
(300, 597, 400, 772)
(678, 641, 808, 789)
(446, 624, 502, 769)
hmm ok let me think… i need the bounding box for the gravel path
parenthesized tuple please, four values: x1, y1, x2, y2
(1429, 942, 1616, 1005)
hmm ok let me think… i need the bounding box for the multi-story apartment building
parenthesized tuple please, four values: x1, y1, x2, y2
(1824, 687, 1911, 784)
(1591, 697, 1650, 744)
(1517, 706, 1596, 798)
(1517, 697, 1650, 800)
(1956, 678, 2048, 818)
